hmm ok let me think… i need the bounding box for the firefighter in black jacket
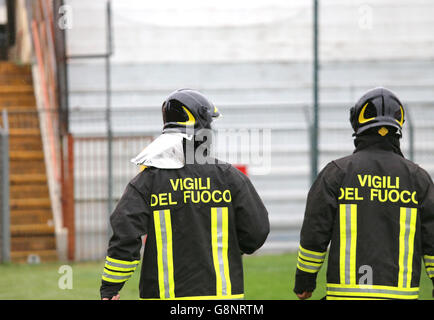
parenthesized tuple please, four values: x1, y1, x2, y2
(294, 87, 434, 300)
(100, 89, 269, 300)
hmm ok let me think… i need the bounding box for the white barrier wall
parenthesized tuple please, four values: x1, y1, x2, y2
(65, 0, 434, 62)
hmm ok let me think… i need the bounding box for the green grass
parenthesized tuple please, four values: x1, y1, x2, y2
(0, 253, 432, 300)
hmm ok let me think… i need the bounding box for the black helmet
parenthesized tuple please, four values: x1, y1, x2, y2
(350, 87, 405, 136)
(162, 89, 221, 134)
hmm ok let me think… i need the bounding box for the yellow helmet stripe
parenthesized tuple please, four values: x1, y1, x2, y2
(176, 106, 196, 126)
(395, 105, 404, 126)
(358, 102, 376, 124)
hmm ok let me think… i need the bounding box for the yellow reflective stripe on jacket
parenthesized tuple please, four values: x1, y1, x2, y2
(103, 256, 139, 282)
(297, 245, 326, 273)
(298, 245, 326, 262)
(102, 256, 139, 283)
(106, 256, 140, 265)
(297, 257, 322, 268)
(154, 210, 175, 299)
(296, 257, 322, 273)
(339, 204, 358, 285)
(326, 283, 419, 300)
(298, 251, 324, 263)
(103, 268, 134, 277)
(104, 256, 140, 272)
(140, 293, 244, 300)
(211, 207, 232, 297)
(326, 296, 387, 300)
(424, 255, 434, 266)
(102, 276, 129, 283)
(102, 268, 135, 283)
(426, 267, 434, 278)
(398, 207, 417, 288)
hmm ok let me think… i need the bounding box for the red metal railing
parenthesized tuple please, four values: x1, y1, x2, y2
(30, 0, 74, 260)
(31, 0, 60, 183)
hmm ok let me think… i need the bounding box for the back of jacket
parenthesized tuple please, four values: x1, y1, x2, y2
(100, 159, 270, 300)
(295, 135, 434, 300)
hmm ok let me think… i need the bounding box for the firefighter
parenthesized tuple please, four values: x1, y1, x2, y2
(100, 88, 270, 300)
(293, 87, 434, 300)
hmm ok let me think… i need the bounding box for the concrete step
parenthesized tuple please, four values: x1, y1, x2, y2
(10, 224, 55, 237)
(0, 62, 32, 75)
(0, 95, 36, 108)
(9, 135, 43, 151)
(11, 209, 52, 225)
(0, 75, 33, 85)
(0, 85, 35, 94)
(10, 159, 46, 175)
(11, 236, 56, 252)
(11, 250, 58, 263)
(10, 198, 51, 210)
(9, 128, 41, 137)
(10, 174, 47, 185)
(10, 151, 44, 161)
(10, 184, 49, 199)
(0, 62, 57, 261)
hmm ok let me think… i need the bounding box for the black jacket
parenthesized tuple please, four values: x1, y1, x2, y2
(294, 134, 434, 300)
(100, 159, 269, 299)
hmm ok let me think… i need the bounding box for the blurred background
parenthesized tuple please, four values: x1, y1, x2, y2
(0, 0, 433, 275)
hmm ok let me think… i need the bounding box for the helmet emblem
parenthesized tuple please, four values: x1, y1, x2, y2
(378, 127, 389, 136)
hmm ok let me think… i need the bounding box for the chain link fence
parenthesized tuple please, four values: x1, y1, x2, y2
(73, 134, 153, 260)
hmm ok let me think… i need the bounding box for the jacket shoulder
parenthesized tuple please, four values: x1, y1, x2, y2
(332, 153, 356, 169)
(128, 166, 157, 193)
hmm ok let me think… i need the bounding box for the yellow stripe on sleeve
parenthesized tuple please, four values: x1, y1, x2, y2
(154, 211, 165, 299)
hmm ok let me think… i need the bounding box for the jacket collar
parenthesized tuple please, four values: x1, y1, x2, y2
(353, 134, 404, 158)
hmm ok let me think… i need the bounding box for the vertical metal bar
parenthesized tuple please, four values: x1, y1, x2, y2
(67, 134, 75, 261)
(53, 0, 70, 136)
(106, 0, 113, 239)
(1, 110, 10, 263)
(311, 0, 320, 184)
(406, 106, 414, 162)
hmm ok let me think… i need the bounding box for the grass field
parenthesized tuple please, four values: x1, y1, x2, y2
(0, 253, 432, 300)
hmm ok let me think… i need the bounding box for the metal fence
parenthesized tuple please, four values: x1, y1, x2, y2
(1, 104, 429, 261)
(73, 134, 153, 260)
(0, 110, 10, 263)
(67, 101, 429, 260)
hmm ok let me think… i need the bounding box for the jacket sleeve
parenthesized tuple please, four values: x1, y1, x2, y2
(294, 162, 343, 294)
(228, 166, 270, 254)
(100, 181, 150, 299)
(417, 168, 434, 291)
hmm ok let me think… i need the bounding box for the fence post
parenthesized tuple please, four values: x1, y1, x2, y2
(311, 0, 320, 184)
(406, 106, 415, 162)
(64, 133, 75, 261)
(1, 109, 10, 263)
(106, 0, 114, 240)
